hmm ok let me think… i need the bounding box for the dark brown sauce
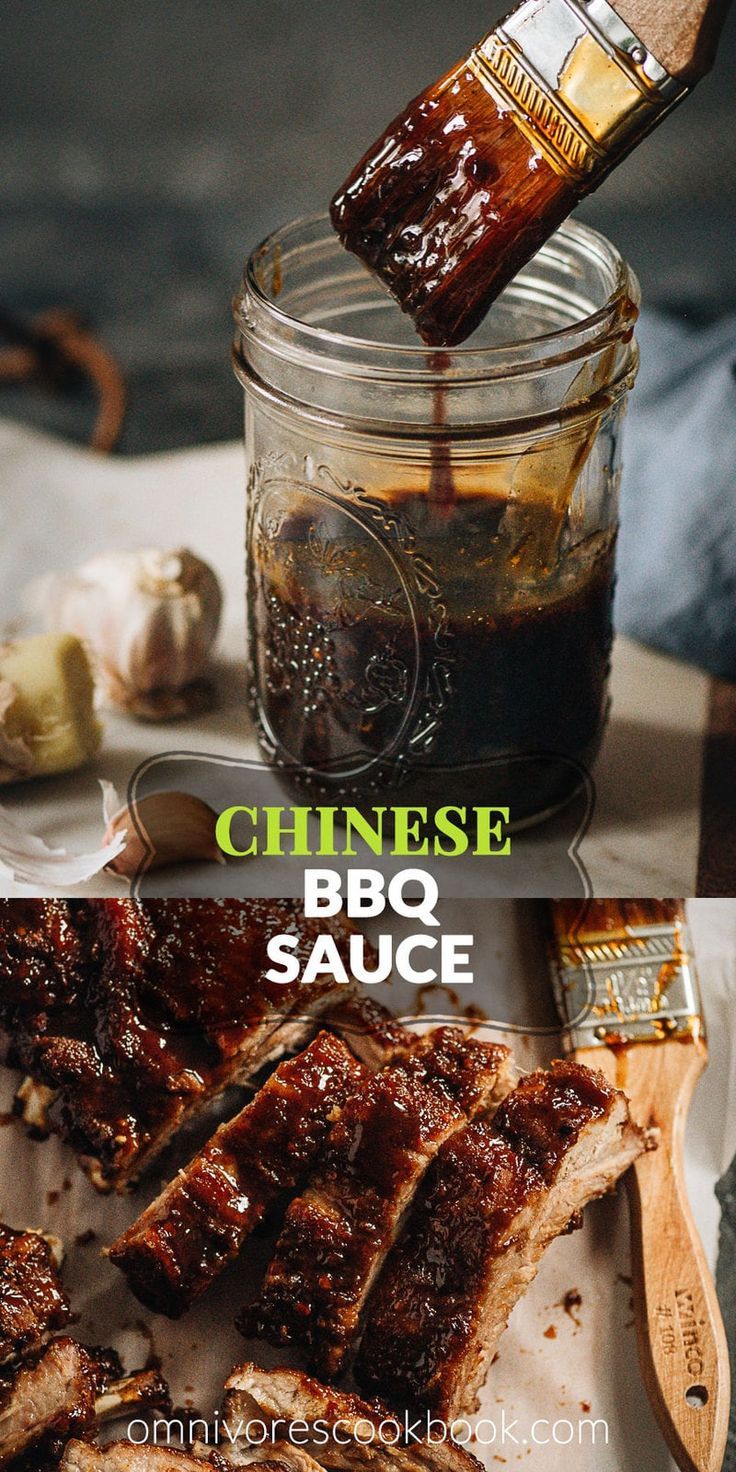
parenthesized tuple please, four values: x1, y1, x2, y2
(251, 488, 616, 821)
(428, 354, 455, 509)
(331, 64, 578, 346)
(559, 1288, 583, 1327)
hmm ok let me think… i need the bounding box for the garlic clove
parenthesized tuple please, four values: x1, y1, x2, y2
(103, 791, 225, 879)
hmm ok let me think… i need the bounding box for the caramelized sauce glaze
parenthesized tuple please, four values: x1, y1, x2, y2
(331, 65, 577, 346)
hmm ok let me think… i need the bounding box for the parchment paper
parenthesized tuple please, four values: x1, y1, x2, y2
(0, 899, 733, 1471)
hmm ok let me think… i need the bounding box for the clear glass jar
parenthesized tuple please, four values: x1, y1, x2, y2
(233, 214, 639, 825)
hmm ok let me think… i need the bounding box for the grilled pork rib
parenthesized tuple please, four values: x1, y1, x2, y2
(356, 1059, 647, 1418)
(0, 1338, 98, 1468)
(222, 1362, 484, 1472)
(0, 900, 379, 1191)
(0, 1225, 70, 1366)
(109, 1032, 368, 1317)
(245, 1030, 511, 1379)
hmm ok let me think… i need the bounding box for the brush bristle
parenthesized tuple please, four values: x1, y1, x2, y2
(331, 61, 578, 347)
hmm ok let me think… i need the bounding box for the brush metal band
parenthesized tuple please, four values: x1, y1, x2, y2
(470, 0, 689, 183)
(549, 921, 703, 1050)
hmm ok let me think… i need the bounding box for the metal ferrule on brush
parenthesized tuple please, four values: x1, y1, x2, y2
(469, 0, 689, 185)
(549, 917, 703, 1052)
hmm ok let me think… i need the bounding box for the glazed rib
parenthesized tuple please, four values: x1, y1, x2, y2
(222, 1362, 483, 1472)
(245, 1030, 511, 1378)
(0, 900, 369, 1191)
(108, 1032, 368, 1317)
(356, 1059, 647, 1418)
(0, 1224, 70, 1366)
(0, 1338, 98, 1468)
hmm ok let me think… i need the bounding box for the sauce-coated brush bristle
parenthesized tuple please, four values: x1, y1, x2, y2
(330, 61, 577, 347)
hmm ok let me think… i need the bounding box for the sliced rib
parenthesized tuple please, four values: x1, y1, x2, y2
(222, 1362, 483, 1472)
(0, 1337, 98, 1468)
(0, 1224, 71, 1366)
(245, 1030, 511, 1379)
(356, 1059, 647, 1419)
(108, 1032, 368, 1317)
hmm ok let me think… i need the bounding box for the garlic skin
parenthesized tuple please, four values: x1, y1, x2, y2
(39, 548, 223, 721)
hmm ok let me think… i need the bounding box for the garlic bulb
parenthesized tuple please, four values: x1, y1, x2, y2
(38, 548, 223, 720)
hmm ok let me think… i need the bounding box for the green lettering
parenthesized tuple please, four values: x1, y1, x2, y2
(433, 806, 469, 857)
(475, 807, 511, 856)
(215, 806, 257, 858)
(263, 806, 312, 857)
(392, 807, 429, 857)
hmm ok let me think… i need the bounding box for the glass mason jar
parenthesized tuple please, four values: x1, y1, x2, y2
(233, 214, 639, 826)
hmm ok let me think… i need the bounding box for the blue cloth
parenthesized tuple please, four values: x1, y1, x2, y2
(617, 312, 736, 681)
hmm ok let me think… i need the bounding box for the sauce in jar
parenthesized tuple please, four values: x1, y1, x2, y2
(249, 484, 615, 821)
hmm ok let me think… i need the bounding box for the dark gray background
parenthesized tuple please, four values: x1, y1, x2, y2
(2, 0, 735, 452)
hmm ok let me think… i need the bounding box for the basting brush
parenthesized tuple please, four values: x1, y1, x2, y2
(547, 899, 730, 1472)
(331, 0, 731, 346)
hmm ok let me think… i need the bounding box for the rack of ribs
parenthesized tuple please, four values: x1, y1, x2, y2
(0, 900, 390, 1191)
(108, 1032, 368, 1317)
(0, 1224, 71, 1366)
(221, 1362, 484, 1472)
(355, 1059, 648, 1419)
(244, 1029, 512, 1379)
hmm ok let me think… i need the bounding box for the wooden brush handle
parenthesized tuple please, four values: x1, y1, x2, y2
(613, 0, 733, 81)
(579, 1039, 731, 1472)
